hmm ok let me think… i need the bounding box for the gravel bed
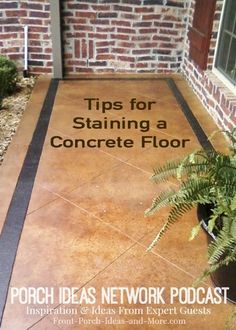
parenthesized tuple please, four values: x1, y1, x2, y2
(0, 76, 36, 165)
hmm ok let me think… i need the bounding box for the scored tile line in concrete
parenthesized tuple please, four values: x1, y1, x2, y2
(167, 79, 215, 152)
(28, 241, 139, 330)
(30, 185, 201, 287)
(38, 187, 142, 245)
(0, 79, 59, 326)
(26, 192, 59, 216)
(50, 126, 154, 176)
(136, 241, 210, 286)
(44, 188, 200, 281)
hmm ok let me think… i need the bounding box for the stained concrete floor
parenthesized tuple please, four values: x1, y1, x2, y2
(0, 75, 233, 330)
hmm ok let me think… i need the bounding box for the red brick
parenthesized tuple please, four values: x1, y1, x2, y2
(154, 22, 174, 28)
(153, 35, 171, 42)
(89, 61, 107, 66)
(96, 54, 116, 60)
(29, 26, 48, 33)
(67, 60, 87, 66)
(21, 3, 43, 10)
(137, 55, 155, 61)
(0, 33, 18, 39)
(111, 20, 131, 27)
(21, 18, 43, 25)
(76, 12, 97, 19)
(157, 63, 168, 68)
(88, 33, 108, 39)
(89, 40, 94, 58)
(64, 53, 73, 59)
(118, 41, 135, 48)
(67, 3, 89, 10)
(114, 5, 133, 12)
(159, 29, 178, 36)
(131, 35, 150, 41)
(138, 42, 157, 48)
(118, 56, 135, 62)
(74, 25, 93, 32)
(2, 47, 20, 53)
(136, 63, 148, 68)
(98, 12, 118, 18)
(2, 17, 19, 24)
(96, 41, 115, 47)
(123, 0, 142, 4)
(91, 5, 110, 11)
(0, 2, 18, 9)
(30, 54, 51, 60)
(28, 47, 43, 53)
(74, 32, 87, 38)
(112, 48, 129, 54)
(45, 48, 52, 54)
(135, 7, 154, 13)
(65, 18, 87, 24)
(90, 19, 110, 25)
(96, 48, 109, 54)
(143, 14, 161, 20)
(31, 67, 52, 73)
(111, 34, 130, 40)
(5, 10, 27, 17)
(63, 11, 73, 17)
(82, 39, 87, 58)
(75, 39, 80, 58)
(158, 43, 175, 48)
(30, 40, 41, 47)
(139, 28, 157, 34)
(117, 28, 136, 34)
(121, 13, 139, 19)
(132, 49, 151, 55)
(8, 54, 22, 61)
(30, 11, 49, 18)
(97, 27, 115, 33)
(133, 22, 152, 27)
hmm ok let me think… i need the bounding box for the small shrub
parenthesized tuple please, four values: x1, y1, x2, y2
(0, 56, 18, 108)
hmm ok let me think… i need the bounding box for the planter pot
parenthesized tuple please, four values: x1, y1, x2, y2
(197, 204, 236, 304)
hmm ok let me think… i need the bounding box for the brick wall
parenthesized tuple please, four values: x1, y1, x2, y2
(0, 0, 235, 131)
(62, 0, 188, 74)
(0, 0, 52, 74)
(182, 0, 236, 131)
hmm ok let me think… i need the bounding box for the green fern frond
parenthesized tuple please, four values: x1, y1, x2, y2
(146, 128, 236, 289)
(147, 203, 194, 251)
(165, 203, 194, 227)
(208, 229, 236, 265)
(151, 160, 183, 182)
(145, 188, 177, 216)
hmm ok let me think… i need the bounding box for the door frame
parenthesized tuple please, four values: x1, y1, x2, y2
(50, 0, 63, 79)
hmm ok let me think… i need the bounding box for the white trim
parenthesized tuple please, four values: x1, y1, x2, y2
(49, 0, 63, 79)
(212, 67, 236, 93)
(213, 0, 227, 68)
(213, 0, 236, 93)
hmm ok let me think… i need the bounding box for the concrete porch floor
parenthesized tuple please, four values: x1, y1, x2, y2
(0, 74, 233, 330)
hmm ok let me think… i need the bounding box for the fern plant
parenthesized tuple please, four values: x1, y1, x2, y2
(145, 129, 236, 283)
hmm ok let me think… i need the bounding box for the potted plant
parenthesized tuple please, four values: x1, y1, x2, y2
(145, 129, 236, 301)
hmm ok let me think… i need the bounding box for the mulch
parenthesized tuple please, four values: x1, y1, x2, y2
(0, 76, 36, 165)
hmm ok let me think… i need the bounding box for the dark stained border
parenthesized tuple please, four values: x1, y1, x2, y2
(0, 79, 59, 325)
(167, 78, 214, 151)
(0, 76, 213, 325)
